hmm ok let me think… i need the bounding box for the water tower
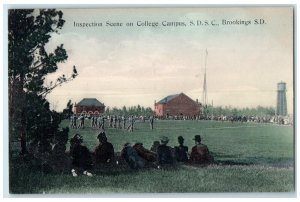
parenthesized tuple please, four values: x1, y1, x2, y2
(276, 82, 287, 116)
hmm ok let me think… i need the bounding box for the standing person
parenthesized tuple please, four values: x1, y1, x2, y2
(174, 136, 188, 162)
(70, 115, 74, 128)
(109, 115, 113, 128)
(97, 116, 102, 129)
(94, 132, 114, 164)
(91, 115, 95, 128)
(94, 115, 98, 128)
(113, 115, 117, 128)
(73, 115, 77, 129)
(189, 135, 214, 164)
(127, 115, 134, 132)
(157, 136, 173, 166)
(122, 116, 127, 129)
(150, 116, 154, 130)
(100, 116, 105, 130)
(77, 114, 82, 129)
(118, 115, 122, 129)
(82, 115, 85, 128)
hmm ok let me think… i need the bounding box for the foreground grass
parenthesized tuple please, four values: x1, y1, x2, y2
(9, 120, 294, 194)
(10, 161, 293, 194)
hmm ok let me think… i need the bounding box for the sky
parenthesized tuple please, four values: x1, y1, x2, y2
(44, 7, 294, 113)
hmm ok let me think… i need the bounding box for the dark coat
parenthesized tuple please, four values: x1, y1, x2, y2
(157, 144, 173, 165)
(174, 145, 188, 162)
(121, 146, 145, 169)
(94, 141, 114, 164)
(133, 144, 157, 162)
(71, 144, 93, 170)
(189, 143, 213, 164)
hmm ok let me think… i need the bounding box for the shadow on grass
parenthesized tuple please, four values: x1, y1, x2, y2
(211, 152, 294, 168)
(214, 160, 253, 166)
(243, 156, 294, 168)
(211, 152, 241, 159)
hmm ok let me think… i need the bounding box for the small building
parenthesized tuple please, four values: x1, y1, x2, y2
(154, 93, 201, 118)
(73, 98, 105, 115)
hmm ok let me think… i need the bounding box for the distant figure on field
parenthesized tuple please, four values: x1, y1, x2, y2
(78, 115, 84, 129)
(69, 134, 94, 176)
(94, 132, 114, 164)
(100, 116, 105, 130)
(97, 116, 101, 128)
(189, 135, 214, 164)
(113, 115, 117, 128)
(150, 116, 154, 130)
(127, 116, 135, 132)
(121, 142, 145, 169)
(97, 116, 104, 130)
(122, 116, 127, 129)
(133, 142, 157, 162)
(157, 136, 173, 165)
(71, 115, 77, 129)
(174, 136, 188, 162)
(109, 116, 113, 128)
(70, 115, 74, 128)
(118, 115, 122, 129)
(91, 115, 95, 128)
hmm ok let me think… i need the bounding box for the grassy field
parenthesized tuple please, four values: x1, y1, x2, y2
(9, 119, 294, 194)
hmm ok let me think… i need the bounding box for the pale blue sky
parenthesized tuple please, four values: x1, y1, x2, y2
(44, 7, 293, 113)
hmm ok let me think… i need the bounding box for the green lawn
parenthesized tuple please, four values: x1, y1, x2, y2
(9, 119, 294, 194)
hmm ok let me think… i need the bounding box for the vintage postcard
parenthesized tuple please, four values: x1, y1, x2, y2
(7, 6, 294, 195)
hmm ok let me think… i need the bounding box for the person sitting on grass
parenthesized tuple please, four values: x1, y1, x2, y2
(174, 136, 188, 162)
(132, 142, 157, 162)
(150, 141, 160, 153)
(189, 135, 214, 164)
(94, 131, 115, 164)
(157, 136, 174, 167)
(121, 142, 145, 169)
(70, 134, 94, 177)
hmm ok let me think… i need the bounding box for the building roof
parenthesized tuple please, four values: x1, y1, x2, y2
(76, 98, 105, 107)
(157, 94, 179, 104)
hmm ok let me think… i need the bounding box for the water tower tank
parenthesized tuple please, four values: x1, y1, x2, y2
(276, 82, 287, 116)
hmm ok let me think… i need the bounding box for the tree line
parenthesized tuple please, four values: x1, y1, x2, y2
(203, 105, 275, 117)
(63, 99, 275, 119)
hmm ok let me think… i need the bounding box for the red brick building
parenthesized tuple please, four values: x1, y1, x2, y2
(73, 98, 105, 115)
(154, 93, 201, 118)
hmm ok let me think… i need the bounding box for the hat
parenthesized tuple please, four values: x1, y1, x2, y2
(123, 142, 131, 147)
(70, 134, 83, 144)
(160, 136, 169, 143)
(133, 142, 143, 146)
(97, 131, 106, 140)
(193, 135, 201, 142)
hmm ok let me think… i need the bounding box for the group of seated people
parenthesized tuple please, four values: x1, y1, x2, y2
(69, 132, 214, 177)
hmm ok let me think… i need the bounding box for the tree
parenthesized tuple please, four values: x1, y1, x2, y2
(8, 9, 78, 154)
(105, 106, 110, 115)
(122, 106, 127, 115)
(62, 99, 73, 119)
